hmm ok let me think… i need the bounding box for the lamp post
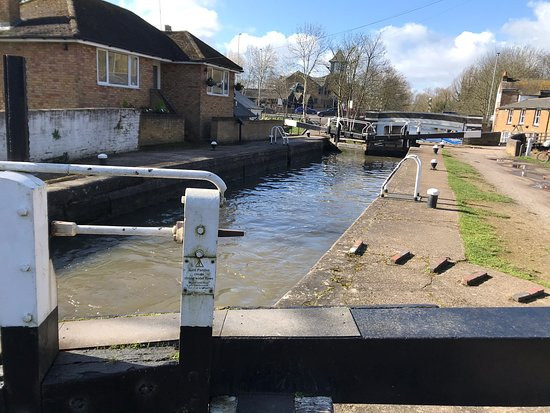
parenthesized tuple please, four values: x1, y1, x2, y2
(486, 52, 501, 125)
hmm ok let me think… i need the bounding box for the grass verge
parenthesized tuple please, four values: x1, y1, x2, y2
(516, 155, 550, 169)
(443, 151, 550, 288)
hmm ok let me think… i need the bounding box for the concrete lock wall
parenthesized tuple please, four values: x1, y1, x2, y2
(139, 113, 185, 147)
(0, 108, 140, 161)
(211, 118, 283, 144)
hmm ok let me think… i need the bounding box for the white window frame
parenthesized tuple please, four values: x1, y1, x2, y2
(534, 109, 541, 126)
(206, 67, 229, 97)
(97, 49, 140, 89)
(519, 109, 525, 125)
(507, 110, 513, 124)
(153, 64, 161, 90)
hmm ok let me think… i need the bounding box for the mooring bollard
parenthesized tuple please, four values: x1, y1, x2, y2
(430, 158, 438, 170)
(180, 187, 220, 413)
(427, 188, 440, 208)
(97, 153, 108, 165)
(0, 171, 59, 412)
(432, 144, 439, 155)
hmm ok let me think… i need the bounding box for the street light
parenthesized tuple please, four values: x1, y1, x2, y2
(486, 52, 501, 125)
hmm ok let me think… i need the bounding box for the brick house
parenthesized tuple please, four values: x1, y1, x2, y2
(493, 97, 550, 143)
(0, 0, 242, 142)
(492, 73, 550, 142)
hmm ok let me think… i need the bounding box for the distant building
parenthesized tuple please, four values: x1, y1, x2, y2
(492, 73, 550, 141)
(493, 97, 550, 142)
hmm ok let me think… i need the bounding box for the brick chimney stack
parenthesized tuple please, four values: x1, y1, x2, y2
(0, 0, 20, 29)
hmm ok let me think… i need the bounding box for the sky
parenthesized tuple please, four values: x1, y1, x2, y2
(110, 0, 550, 91)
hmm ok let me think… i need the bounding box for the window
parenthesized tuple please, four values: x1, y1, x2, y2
(534, 109, 541, 126)
(207, 67, 229, 96)
(97, 49, 139, 88)
(507, 110, 513, 124)
(519, 109, 525, 125)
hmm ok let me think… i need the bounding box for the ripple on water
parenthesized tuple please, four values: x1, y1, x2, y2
(52, 150, 397, 319)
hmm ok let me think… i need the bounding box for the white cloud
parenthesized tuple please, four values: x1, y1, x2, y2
(502, 1, 550, 49)
(114, 0, 220, 39)
(380, 23, 497, 91)
(225, 31, 290, 56)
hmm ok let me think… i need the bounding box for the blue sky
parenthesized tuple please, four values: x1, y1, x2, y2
(111, 0, 550, 90)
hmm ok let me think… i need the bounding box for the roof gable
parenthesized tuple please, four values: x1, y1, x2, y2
(167, 31, 242, 71)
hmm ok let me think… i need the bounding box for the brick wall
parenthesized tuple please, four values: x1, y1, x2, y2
(0, 42, 157, 109)
(0, 0, 19, 25)
(211, 118, 282, 144)
(199, 70, 235, 140)
(161, 63, 235, 142)
(161, 63, 202, 141)
(139, 113, 185, 146)
(0, 108, 140, 161)
(0, 42, 80, 108)
(74, 44, 155, 109)
(494, 108, 550, 137)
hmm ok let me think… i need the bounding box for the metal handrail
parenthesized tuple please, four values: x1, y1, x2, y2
(0, 161, 227, 201)
(269, 125, 288, 144)
(380, 154, 422, 201)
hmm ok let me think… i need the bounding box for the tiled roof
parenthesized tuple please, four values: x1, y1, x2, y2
(167, 31, 242, 71)
(0, 0, 241, 69)
(501, 79, 550, 96)
(71, 0, 187, 61)
(501, 97, 550, 110)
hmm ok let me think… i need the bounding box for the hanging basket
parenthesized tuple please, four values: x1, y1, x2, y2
(206, 77, 216, 87)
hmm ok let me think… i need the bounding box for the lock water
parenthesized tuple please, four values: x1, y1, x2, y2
(52, 149, 397, 319)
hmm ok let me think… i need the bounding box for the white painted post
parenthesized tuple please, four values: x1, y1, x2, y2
(0, 171, 57, 329)
(0, 171, 59, 412)
(179, 187, 220, 412)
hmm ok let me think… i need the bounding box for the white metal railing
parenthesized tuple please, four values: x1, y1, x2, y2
(269, 125, 289, 144)
(0, 161, 227, 202)
(380, 154, 422, 201)
(361, 122, 377, 135)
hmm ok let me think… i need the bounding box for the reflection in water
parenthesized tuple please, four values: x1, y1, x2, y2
(52, 150, 397, 319)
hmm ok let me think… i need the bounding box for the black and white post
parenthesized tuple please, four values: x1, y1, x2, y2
(0, 172, 59, 412)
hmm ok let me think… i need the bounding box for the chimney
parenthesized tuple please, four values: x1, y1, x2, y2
(164, 24, 172, 32)
(0, 0, 20, 29)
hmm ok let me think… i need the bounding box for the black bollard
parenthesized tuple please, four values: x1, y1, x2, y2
(427, 188, 440, 208)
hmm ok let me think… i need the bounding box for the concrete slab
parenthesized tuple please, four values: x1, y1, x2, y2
(59, 310, 227, 350)
(351, 307, 550, 339)
(221, 307, 360, 337)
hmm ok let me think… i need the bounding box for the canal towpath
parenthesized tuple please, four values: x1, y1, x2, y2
(277, 144, 550, 308)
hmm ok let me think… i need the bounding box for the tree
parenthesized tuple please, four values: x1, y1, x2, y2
(326, 33, 409, 116)
(288, 24, 329, 120)
(267, 75, 290, 114)
(245, 45, 278, 106)
(448, 46, 550, 118)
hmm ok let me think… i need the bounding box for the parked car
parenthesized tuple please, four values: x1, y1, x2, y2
(294, 106, 316, 115)
(317, 108, 337, 117)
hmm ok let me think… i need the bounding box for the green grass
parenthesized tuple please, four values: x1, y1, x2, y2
(443, 151, 550, 288)
(517, 155, 550, 169)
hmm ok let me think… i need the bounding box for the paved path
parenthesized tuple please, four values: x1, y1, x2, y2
(277, 145, 549, 308)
